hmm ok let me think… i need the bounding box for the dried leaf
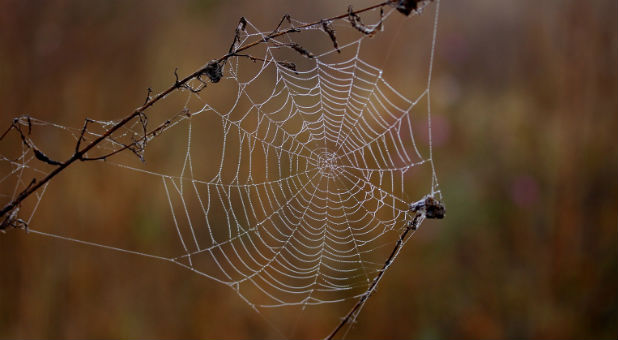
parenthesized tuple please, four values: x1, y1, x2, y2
(321, 20, 340, 53)
(289, 43, 314, 58)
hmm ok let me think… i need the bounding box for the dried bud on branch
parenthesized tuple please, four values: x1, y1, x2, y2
(204, 61, 223, 83)
(410, 195, 445, 219)
(288, 43, 314, 58)
(395, 0, 433, 16)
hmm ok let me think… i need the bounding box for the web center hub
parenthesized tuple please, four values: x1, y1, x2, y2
(317, 152, 339, 178)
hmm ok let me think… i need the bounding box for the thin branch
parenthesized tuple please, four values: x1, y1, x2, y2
(76, 118, 93, 155)
(0, 0, 400, 224)
(218, 1, 394, 60)
(1, 1, 443, 336)
(270, 14, 293, 36)
(3, 117, 62, 166)
(228, 17, 247, 55)
(80, 112, 181, 161)
(326, 196, 444, 340)
(144, 87, 152, 105)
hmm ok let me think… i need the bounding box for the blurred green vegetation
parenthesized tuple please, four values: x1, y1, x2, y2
(0, 0, 616, 338)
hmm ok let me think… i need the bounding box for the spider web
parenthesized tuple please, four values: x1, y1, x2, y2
(0, 1, 442, 333)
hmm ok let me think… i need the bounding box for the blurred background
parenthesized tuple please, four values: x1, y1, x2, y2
(0, 0, 616, 338)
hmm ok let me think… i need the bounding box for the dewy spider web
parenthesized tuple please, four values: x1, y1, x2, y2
(0, 0, 442, 336)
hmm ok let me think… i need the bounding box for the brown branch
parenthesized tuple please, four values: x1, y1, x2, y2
(326, 196, 444, 340)
(348, 5, 380, 35)
(270, 14, 292, 36)
(326, 216, 421, 340)
(1, 1, 444, 335)
(220, 1, 394, 60)
(80, 113, 180, 161)
(228, 17, 247, 55)
(0, 0, 400, 224)
(75, 118, 93, 154)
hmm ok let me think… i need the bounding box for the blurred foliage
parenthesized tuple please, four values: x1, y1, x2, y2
(0, 0, 616, 338)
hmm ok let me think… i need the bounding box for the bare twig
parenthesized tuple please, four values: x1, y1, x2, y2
(144, 87, 152, 105)
(0, 0, 403, 231)
(3, 117, 62, 166)
(326, 196, 444, 340)
(222, 1, 394, 59)
(270, 14, 293, 36)
(228, 17, 248, 55)
(76, 118, 94, 154)
(1, 1, 443, 337)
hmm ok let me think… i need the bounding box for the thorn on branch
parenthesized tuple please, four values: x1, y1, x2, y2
(288, 43, 314, 58)
(15, 118, 31, 145)
(265, 14, 300, 43)
(272, 14, 292, 35)
(174, 68, 181, 87)
(144, 87, 152, 105)
(4, 116, 62, 166)
(26, 116, 32, 135)
(75, 118, 94, 156)
(137, 111, 148, 142)
(229, 17, 248, 54)
(0, 119, 18, 141)
(238, 16, 247, 31)
(321, 20, 340, 53)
